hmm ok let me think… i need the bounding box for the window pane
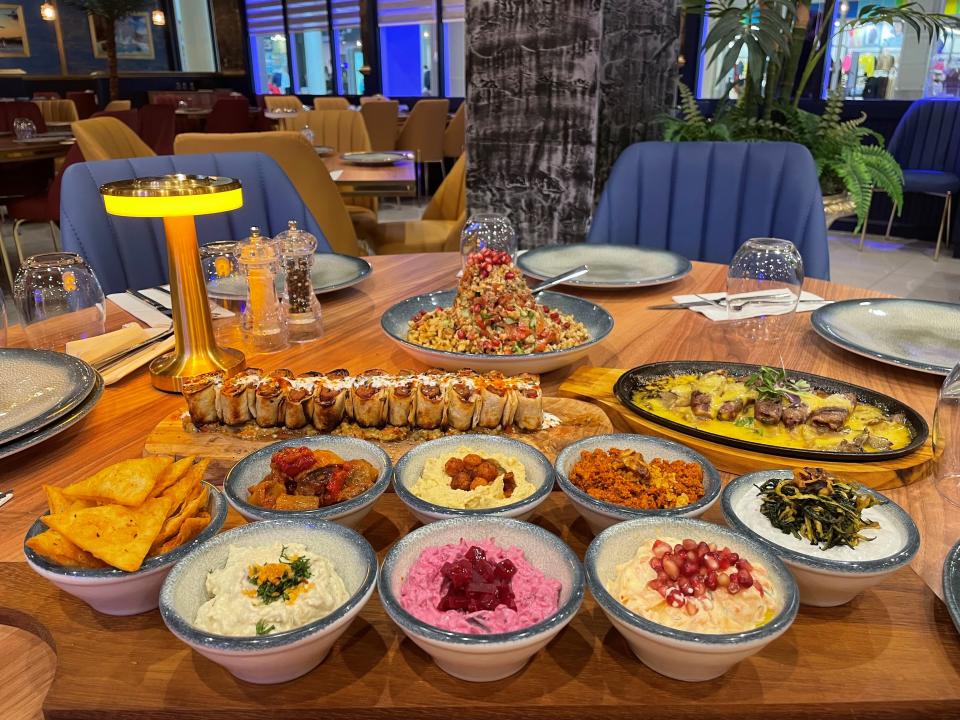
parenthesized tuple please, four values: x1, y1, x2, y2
(379, 1, 438, 96)
(246, 0, 290, 94)
(695, 0, 751, 99)
(824, 0, 906, 99)
(927, 25, 960, 97)
(443, 19, 465, 96)
(288, 0, 332, 94)
(332, 0, 365, 94)
(173, 0, 217, 71)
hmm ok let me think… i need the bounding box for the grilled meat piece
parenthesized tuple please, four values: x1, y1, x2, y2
(781, 403, 810, 429)
(717, 399, 744, 421)
(754, 398, 783, 425)
(808, 407, 849, 432)
(690, 391, 713, 418)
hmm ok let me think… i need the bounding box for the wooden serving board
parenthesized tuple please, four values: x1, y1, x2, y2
(5, 495, 960, 720)
(143, 397, 613, 479)
(558, 367, 933, 491)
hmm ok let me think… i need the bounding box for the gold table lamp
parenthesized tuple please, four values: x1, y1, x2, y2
(100, 174, 246, 392)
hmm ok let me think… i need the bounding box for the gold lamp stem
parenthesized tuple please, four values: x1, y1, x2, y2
(148, 215, 245, 391)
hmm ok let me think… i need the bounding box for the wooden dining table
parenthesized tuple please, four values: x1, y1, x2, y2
(1, 253, 958, 719)
(322, 153, 417, 197)
(0, 134, 72, 164)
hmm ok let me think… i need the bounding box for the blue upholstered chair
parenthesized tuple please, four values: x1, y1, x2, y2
(60, 152, 330, 294)
(587, 141, 830, 280)
(883, 98, 960, 260)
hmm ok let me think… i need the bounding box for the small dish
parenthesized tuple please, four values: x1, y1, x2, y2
(392, 435, 554, 524)
(554, 434, 721, 534)
(341, 151, 410, 166)
(224, 435, 391, 529)
(23, 482, 226, 615)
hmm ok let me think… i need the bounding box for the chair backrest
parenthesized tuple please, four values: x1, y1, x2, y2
(204, 98, 251, 133)
(443, 102, 465, 158)
(423, 153, 467, 222)
(91, 109, 141, 134)
(0, 101, 47, 133)
(313, 97, 350, 111)
(264, 95, 304, 112)
(175, 132, 361, 256)
(298, 109, 371, 152)
(33, 91, 61, 99)
(888, 98, 960, 173)
(397, 99, 449, 163)
(587, 141, 830, 280)
(139, 104, 176, 154)
(60, 152, 332, 293)
(360, 94, 390, 105)
(47, 142, 86, 220)
(66, 91, 97, 119)
(104, 100, 132, 112)
(47, 99, 79, 122)
(360, 100, 399, 151)
(71, 117, 155, 161)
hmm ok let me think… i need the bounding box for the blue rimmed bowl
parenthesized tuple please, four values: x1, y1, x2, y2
(393, 435, 554, 524)
(586, 516, 798, 682)
(223, 436, 392, 529)
(159, 518, 378, 684)
(378, 516, 584, 682)
(23, 482, 226, 616)
(721, 470, 920, 607)
(555, 434, 722, 534)
(380, 289, 614, 375)
(944, 539, 960, 636)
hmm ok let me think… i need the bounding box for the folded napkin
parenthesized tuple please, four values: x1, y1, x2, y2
(673, 290, 831, 322)
(329, 169, 343, 181)
(107, 286, 233, 328)
(66, 323, 175, 385)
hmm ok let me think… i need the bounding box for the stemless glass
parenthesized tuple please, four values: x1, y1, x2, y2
(726, 237, 804, 342)
(13, 117, 36, 140)
(13, 252, 106, 350)
(200, 241, 241, 299)
(934, 363, 960, 508)
(459, 213, 517, 267)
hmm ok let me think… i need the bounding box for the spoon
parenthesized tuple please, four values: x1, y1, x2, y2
(531, 265, 589, 293)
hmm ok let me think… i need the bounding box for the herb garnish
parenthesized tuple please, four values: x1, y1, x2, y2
(247, 546, 312, 605)
(255, 619, 275, 636)
(746, 366, 811, 404)
(757, 468, 883, 550)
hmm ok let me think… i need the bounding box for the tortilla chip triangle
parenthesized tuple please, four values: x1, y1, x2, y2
(153, 485, 208, 549)
(63, 457, 174, 507)
(154, 512, 210, 556)
(43, 496, 173, 572)
(150, 456, 195, 498)
(26, 529, 107, 569)
(161, 459, 209, 514)
(43, 485, 96, 515)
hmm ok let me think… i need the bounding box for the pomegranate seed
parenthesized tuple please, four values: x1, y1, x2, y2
(703, 553, 719, 571)
(662, 557, 680, 580)
(697, 542, 710, 558)
(718, 557, 731, 571)
(682, 539, 697, 551)
(665, 589, 686, 608)
(456, 329, 466, 339)
(728, 581, 741, 595)
(686, 550, 698, 563)
(649, 557, 662, 571)
(717, 572, 730, 588)
(647, 579, 661, 593)
(674, 544, 684, 555)
(505, 272, 515, 280)
(685, 601, 699, 616)
(657, 571, 669, 584)
(729, 553, 739, 565)
(709, 543, 717, 552)
(692, 578, 706, 597)
(736, 558, 753, 572)
(652, 540, 671, 558)
(480, 270, 489, 279)
(737, 569, 754, 588)
(705, 571, 718, 590)
(681, 560, 699, 577)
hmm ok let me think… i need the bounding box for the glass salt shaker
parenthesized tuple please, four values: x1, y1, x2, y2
(300, 124, 315, 147)
(274, 220, 323, 342)
(238, 226, 289, 352)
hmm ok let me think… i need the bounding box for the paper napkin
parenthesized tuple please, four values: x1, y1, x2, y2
(107, 286, 233, 328)
(66, 322, 175, 385)
(673, 290, 831, 322)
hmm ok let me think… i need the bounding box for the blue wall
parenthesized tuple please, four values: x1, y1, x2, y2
(0, 0, 171, 74)
(379, 24, 421, 97)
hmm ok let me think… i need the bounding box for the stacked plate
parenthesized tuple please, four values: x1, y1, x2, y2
(0, 348, 103, 459)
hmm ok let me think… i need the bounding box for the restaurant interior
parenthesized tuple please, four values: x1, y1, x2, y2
(2, 0, 960, 717)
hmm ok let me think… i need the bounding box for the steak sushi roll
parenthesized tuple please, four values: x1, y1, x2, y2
(182, 371, 223, 425)
(281, 377, 316, 429)
(351, 369, 390, 428)
(268, 369, 294, 379)
(219, 374, 254, 426)
(446, 378, 480, 430)
(254, 377, 284, 427)
(387, 371, 418, 427)
(311, 374, 350, 431)
(414, 377, 446, 429)
(512, 377, 542, 431)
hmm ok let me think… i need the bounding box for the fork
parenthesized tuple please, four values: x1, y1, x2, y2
(0, 490, 12, 509)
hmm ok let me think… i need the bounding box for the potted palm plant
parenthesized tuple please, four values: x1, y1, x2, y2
(68, 0, 150, 101)
(667, 0, 958, 230)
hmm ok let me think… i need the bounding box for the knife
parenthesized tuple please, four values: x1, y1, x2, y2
(126, 289, 172, 317)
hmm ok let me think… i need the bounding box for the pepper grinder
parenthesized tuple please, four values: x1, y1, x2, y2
(238, 226, 289, 352)
(274, 220, 324, 342)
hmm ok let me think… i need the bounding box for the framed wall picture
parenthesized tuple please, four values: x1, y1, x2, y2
(0, 5, 29, 58)
(89, 12, 155, 60)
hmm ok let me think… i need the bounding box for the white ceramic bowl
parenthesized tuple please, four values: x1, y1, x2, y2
(392, 435, 554, 524)
(554, 434, 722, 535)
(378, 516, 584, 682)
(586, 516, 798, 682)
(22, 482, 227, 616)
(159, 518, 377, 684)
(223, 435, 392, 529)
(721, 470, 920, 607)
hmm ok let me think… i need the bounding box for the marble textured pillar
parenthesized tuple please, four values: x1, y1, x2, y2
(465, 0, 679, 248)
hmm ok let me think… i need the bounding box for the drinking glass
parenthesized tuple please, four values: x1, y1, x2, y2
(726, 237, 804, 342)
(0, 287, 7, 347)
(13, 117, 36, 140)
(934, 363, 960, 508)
(459, 213, 517, 267)
(13, 252, 106, 350)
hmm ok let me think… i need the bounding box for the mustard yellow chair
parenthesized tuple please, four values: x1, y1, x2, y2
(313, 97, 350, 110)
(397, 99, 449, 165)
(373, 154, 466, 254)
(443, 102, 465, 159)
(282, 109, 372, 153)
(174, 131, 365, 256)
(103, 100, 132, 112)
(360, 94, 390, 105)
(71, 117, 156, 161)
(264, 95, 305, 112)
(34, 98, 79, 123)
(360, 100, 399, 151)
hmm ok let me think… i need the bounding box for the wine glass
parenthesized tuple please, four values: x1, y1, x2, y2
(13, 117, 36, 140)
(934, 363, 960, 509)
(726, 237, 804, 341)
(13, 252, 106, 350)
(459, 213, 517, 268)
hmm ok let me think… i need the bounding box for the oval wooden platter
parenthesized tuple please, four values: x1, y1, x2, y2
(558, 367, 933, 491)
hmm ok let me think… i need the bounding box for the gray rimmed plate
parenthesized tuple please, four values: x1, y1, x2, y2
(518, 245, 692, 289)
(206, 252, 371, 301)
(341, 151, 409, 166)
(0, 349, 98, 448)
(380, 289, 614, 374)
(314, 145, 334, 156)
(811, 299, 960, 376)
(944, 539, 960, 635)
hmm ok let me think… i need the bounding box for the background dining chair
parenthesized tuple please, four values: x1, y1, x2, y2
(587, 141, 830, 280)
(360, 94, 391, 105)
(0, 101, 47, 133)
(60, 152, 331, 293)
(91, 109, 141, 134)
(175, 131, 365, 256)
(33, 91, 61, 99)
(103, 100, 132, 112)
(71, 117, 155, 161)
(372, 154, 466, 254)
(66, 91, 97, 119)
(284, 109, 372, 152)
(203, 98, 251, 133)
(138, 104, 176, 154)
(396, 98, 449, 193)
(880, 97, 960, 260)
(314, 97, 350, 110)
(263, 95, 305, 112)
(34, 98, 78, 124)
(360, 100, 399, 151)
(443, 103, 465, 162)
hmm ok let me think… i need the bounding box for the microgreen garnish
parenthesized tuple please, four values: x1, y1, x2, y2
(746, 366, 811, 403)
(255, 619, 275, 635)
(247, 547, 312, 605)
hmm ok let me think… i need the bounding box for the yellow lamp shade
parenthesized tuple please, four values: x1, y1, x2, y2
(99, 174, 243, 218)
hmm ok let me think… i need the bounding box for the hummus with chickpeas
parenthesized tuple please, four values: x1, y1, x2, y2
(409, 446, 534, 509)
